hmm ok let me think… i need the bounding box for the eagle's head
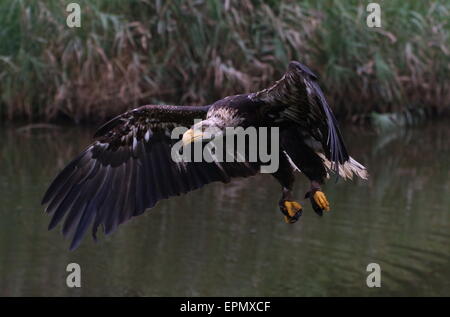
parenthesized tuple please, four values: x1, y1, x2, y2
(182, 105, 243, 146)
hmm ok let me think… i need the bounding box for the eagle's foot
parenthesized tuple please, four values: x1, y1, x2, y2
(279, 200, 303, 224)
(306, 189, 330, 216)
(314, 191, 330, 212)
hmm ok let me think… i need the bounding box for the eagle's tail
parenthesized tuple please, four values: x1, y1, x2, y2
(317, 153, 368, 180)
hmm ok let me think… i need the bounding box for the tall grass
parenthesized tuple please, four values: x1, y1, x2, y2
(0, 0, 449, 123)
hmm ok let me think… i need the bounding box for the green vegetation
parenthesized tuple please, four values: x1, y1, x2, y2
(0, 0, 449, 123)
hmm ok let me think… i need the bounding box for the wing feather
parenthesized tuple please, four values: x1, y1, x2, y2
(254, 61, 350, 174)
(42, 104, 259, 249)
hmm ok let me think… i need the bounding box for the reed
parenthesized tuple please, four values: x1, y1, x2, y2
(0, 0, 449, 123)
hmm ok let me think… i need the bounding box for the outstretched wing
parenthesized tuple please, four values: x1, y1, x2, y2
(255, 61, 349, 171)
(42, 105, 259, 250)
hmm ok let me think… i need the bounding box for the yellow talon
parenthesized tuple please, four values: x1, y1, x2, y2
(313, 191, 330, 212)
(284, 201, 302, 217)
(282, 201, 302, 223)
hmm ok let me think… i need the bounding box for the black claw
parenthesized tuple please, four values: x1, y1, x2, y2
(278, 201, 289, 217)
(290, 209, 303, 222)
(305, 190, 323, 217)
(278, 200, 303, 223)
(310, 197, 323, 216)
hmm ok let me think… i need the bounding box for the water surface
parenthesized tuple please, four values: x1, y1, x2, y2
(0, 121, 449, 296)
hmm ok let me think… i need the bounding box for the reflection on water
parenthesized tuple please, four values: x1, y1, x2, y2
(0, 121, 449, 296)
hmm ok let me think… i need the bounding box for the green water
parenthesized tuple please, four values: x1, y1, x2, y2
(0, 122, 449, 296)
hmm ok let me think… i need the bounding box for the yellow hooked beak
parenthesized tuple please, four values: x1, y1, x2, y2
(182, 128, 205, 146)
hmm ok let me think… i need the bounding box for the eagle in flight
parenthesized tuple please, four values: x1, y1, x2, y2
(42, 61, 368, 250)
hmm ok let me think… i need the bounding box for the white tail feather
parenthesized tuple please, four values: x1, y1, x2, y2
(317, 153, 368, 180)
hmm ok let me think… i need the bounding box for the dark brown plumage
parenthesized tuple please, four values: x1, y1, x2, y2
(42, 61, 367, 250)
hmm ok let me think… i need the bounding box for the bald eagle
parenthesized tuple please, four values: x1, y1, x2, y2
(42, 61, 367, 250)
